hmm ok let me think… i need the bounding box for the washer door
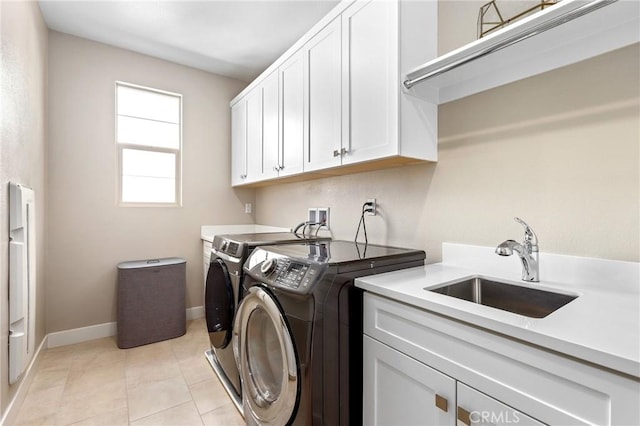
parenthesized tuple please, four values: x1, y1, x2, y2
(205, 258, 234, 348)
(235, 286, 299, 426)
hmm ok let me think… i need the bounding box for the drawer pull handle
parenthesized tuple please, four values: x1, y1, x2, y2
(333, 148, 348, 157)
(435, 394, 448, 413)
(458, 406, 471, 425)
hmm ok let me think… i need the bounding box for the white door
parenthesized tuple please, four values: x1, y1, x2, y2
(456, 383, 545, 426)
(279, 50, 305, 177)
(245, 87, 263, 183)
(342, 0, 398, 164)
(262, 71, 280, 180)
(363, 335, 456, 426)
(305, 17, 342, 172)
(230, 99, 247, 186)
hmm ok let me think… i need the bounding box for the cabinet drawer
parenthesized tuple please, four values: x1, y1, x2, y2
(456, 383, 543, 426)
(364, 293, 639, 425)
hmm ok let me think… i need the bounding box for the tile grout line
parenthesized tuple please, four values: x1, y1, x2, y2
(173, 329, 206, 426)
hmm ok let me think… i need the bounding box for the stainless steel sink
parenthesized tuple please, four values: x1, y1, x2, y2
(428, 277, 577, 318)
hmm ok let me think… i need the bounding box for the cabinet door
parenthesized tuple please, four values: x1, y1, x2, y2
(456, 383, 544, 426)
(342, 0, 398, 164)
(363, 335, 455, 426)
(279, 50, 305, 177)
(305, 17, 342, 172)
(203, 241, 212, 289)
(230, 100, 247, 186)
(245, 87, 263, 183)
(262, 71, 280, 180)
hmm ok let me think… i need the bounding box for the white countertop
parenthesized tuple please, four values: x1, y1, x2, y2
(200, 224, 291, 243)
(355, 243, 640, 378)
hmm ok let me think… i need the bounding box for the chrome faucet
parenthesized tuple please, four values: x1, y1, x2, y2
(496, 217, 539, 282)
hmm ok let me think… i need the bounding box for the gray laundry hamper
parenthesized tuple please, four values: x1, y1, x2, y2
(117, 257, 186, 349)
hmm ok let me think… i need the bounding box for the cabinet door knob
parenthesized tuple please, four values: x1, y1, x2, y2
(435, 394, 448, 413)
(333, 149, 340, 157)
(457, 406, 471, 426)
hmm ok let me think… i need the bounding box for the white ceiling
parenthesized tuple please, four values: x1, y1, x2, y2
(38, 0, 340, 82)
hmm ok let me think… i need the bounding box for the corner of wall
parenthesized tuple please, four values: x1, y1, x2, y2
(0, 0, 49, 419)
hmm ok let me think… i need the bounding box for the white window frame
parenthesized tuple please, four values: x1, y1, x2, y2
(115, 81, 183, 207)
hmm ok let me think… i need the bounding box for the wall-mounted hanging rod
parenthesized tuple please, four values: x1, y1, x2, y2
(403, 0, 616, 90)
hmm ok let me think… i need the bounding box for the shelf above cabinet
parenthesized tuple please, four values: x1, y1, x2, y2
(404, 0, 640, 105)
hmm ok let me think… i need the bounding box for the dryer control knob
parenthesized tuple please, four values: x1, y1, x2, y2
(260, 258, 277, 275)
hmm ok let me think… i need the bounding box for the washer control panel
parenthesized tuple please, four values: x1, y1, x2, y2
(255, 258, 321, 292)
(273, 259, 313, 290)
(245, 248, 325, 293)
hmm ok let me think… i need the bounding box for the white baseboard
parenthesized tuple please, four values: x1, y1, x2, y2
(1, 335, 48, 426)
(47, 321, 117, 348)
(186, 305, 204, 320)
(3, 308, 206, 421)
(47, 306, 205, 349)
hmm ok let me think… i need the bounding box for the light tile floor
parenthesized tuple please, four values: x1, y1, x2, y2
(13, 319, 245, 426)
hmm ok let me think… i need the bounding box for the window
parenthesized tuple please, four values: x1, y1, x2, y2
(116, 82, 182, 205)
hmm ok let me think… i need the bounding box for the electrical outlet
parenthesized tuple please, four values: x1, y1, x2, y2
(365, 198, 376, 216)
(245, 203, 253, 214)
(308, 208, 318, 223)
(318, 207, 330, 230)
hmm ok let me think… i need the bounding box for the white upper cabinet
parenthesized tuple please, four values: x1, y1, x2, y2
(244, 88, 263, 184)
(231, 100, 247, 186)
(340, 0, 438, 166)
(305, 17, 343, 172)
(262, 71, 280, 180)
(341, 0, 398, 164)
(230, 0, 437, 186)
(279, 50, 305, 177)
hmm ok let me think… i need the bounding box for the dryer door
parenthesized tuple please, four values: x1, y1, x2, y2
(235, 286, 299, 426)
(205, 258, 234, 348)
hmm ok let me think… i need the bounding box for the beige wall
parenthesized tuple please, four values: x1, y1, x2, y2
(0, 0, 48, 415)
(255, 43, 639, 262)
(47, 32, 251, 333)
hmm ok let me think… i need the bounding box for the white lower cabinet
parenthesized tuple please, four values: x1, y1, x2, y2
(202, 240, 212, 288)
(364, 335, 455, 426)
(363, 293, 639, 426)
(364, 336, 543, 426)
(456, 383, 543, 426)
